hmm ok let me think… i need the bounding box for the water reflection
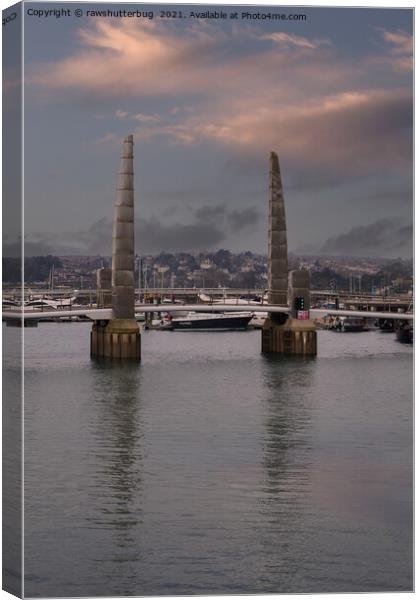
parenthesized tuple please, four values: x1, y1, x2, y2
(87, 361, 144, 594)
(256, 356, 315, 591)
(22, 326, 412, 595)
(261, 355, 315, 488)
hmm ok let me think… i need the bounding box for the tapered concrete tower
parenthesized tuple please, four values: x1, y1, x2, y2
(267, 151, 288, 306)
(91, 135, 141, 360)
(262, 152, 317, 355)
(112, 134, 136, 322)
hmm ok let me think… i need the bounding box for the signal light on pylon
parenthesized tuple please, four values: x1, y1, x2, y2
(295, 297, 305, 311)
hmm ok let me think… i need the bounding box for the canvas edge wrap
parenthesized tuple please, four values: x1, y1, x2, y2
(2, 2, 24, 597)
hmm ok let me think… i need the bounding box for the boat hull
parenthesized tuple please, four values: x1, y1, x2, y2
(396, 326, 413, 344)
(171, 315, 252, 331)
(342, 317, 371, 332)
(343, 324, 366, 332)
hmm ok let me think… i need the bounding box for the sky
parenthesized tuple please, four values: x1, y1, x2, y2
(4, 2, 414, 258)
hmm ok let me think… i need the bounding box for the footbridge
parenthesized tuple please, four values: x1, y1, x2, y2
(3, 303, 413, 323)
(3, 136, 413, 359)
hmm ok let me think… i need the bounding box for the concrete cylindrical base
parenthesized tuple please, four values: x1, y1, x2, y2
(262, 317, 317, 355)
(91, 320, 141, 360)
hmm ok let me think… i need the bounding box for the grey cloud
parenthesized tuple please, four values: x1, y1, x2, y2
(5, 238, 85, 258)
(224, 155, 355, 193)
(194, 204, 226, 223)
(85, 218, 112, 252)
(20, 214, 412, 259)
(135, 218, 225, 253)
(4, 225, 113, 258)
(227, 207, 260, 232)
(4, 240, 54, 258)
(321, 218, 413, 257)
(49, 216, 226, 254)
(257, 91, 412, 175)
(294, 91, 412, 171)
(133, 204, 261, 252)
(221, 89, 412, 183)
(288, 170, 413, 217)
(20, 216, 224, 257)
(352, 184, 413, 206)
(145, 187, 215, 202)
(20, 203, 263, 256)
(193, 204, 261, 232)
(287, 167, 364, 193)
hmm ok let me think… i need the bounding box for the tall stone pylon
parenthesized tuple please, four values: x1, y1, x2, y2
(112, 134, 136, 321)
(91, 135, 141, 360)
(262, 151, 317, 355)
(268, 151, 288, 306)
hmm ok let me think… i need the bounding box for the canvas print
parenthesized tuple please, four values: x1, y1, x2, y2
(2, 1, 413, 597)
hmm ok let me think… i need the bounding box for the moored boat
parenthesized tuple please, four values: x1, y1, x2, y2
(342, 316, 371, 332)
(395, 324, 413, 344)
(25, 298, 59, 310)
(376, 318, 395, 332)
(249, 312, 268, 329)
(169, 311, 253, 331)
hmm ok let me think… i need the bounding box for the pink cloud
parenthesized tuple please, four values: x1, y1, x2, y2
(371, 28, 413, 73)
(30, 21, 412, 176)
(134, 88, 411, 175)
(131, 113, 161, 123)
(29, 20, 231, 97)
(28, 21, 409, 109)
(380, 28, 412, 55)
(28, 20, 349, 101)
(260, 32, 331, 50)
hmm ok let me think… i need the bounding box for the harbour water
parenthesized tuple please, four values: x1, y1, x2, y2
(9, 323, 413, 596)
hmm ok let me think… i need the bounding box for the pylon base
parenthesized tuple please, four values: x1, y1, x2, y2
(91, 320, 141, 360)
(262, 317, 317, 355)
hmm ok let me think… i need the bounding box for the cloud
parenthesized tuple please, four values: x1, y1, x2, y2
(194, 204, 226, 223)
(227, 207, 260, 232)
(380, 28, 412, 55)
(27, 20, 356, 103)
(4, 234, 85, 257)
(27, 19, 412, 242)
(136, 88, 412, 176)
(131, 113, 161, 123)
(20, 205, 261, 256)
(29, 21, 412, 178)
(29, 20, 231, 98)
(144, 186, 215, 202)
(320, 218, 413, 257)
(3, 239, 53, 258)
(260, 32, 331, 50)
(348, 182, 413, 207)
(193, 204, 260, 233)
(372, 28, 413, 73)
(135, 218, 224, 253)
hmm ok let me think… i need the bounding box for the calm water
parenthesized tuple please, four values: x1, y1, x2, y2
(13, 323, 413, 596)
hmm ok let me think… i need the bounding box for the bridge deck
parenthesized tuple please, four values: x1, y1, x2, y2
(2, 304, 413, 321)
